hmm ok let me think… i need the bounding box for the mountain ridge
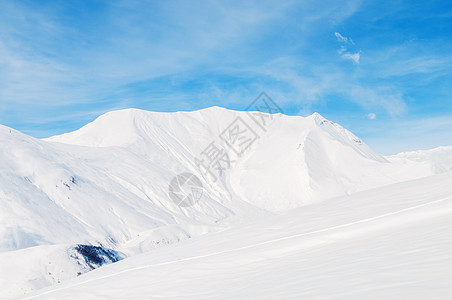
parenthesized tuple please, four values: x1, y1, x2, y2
(0, 107, 450, 298)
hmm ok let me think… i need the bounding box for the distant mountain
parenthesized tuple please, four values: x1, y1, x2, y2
(388, 146, 452, 174)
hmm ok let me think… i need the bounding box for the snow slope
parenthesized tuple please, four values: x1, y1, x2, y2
(21, 171, 452, 300)
(0, 107, 448, 298)
(0, 124, 236, 251)
(388, 146, 452, 174)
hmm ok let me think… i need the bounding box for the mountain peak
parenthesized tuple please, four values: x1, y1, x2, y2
(310, 112, 324, 118)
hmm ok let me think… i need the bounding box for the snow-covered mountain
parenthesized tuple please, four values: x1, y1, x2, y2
(0, 107, 450, 299)
(44, 107, 434, 210)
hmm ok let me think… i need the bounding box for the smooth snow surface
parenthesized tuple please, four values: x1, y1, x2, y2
(22, 172, 452, 300)
(1, 107, 451, 299)
(388, 146, 452, 174)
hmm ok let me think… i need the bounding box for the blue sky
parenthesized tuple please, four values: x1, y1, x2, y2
(0, 0, 451, 154)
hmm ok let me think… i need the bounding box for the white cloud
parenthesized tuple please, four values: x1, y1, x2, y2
(337, 46, 347, 54)
(334, 32, 354, 44)
(334, 32, 359, 63)
(341, 52, 361, 64)
(335, 32, 348, 43)
(367, 113, 376, 120)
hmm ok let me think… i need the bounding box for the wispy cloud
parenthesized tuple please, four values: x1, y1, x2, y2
(376, 55, 452, 78)
(337, 46, 347, 54)
(363, 115, 452, 154)
(0, 0, 296, 133)
(335, 32, 354, 44)
(341, 51, 361, 64)
(0, 0, 451, 154)
(334, 32, 361, 63)
(0, 0, 362, 131)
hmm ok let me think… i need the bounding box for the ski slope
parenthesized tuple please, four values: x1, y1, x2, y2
(0, 107, 450, 299)
(21, 171, 452, 299)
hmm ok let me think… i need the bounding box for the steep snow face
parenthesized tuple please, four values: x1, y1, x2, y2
(0, 123, 235, 253)
(310, 112, 387, 163)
